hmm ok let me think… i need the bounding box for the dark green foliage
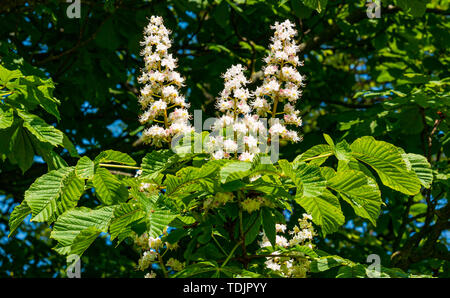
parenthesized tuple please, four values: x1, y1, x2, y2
(0, 0, 448, 277)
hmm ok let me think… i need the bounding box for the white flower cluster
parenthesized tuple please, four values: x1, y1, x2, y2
(254, 20, 304, 143)
(259, 214, 315, 278)
(207, 64, 267, 162)
(205, 20, 304, 161)
(135, 228, 179, 277)
(138, 16, 193, 146)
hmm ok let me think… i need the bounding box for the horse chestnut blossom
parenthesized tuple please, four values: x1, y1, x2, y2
(138, 16, 193, 146)
(207, 64, 267, 162)
(253, 19, 304, 143)
(260, 214, 316, 277)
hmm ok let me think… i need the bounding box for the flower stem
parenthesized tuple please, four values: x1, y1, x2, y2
(157, 253, 169, 278)
(302, 152, 333, 162)
(99, 163, 141, 170)
(221, 240, 242, 268)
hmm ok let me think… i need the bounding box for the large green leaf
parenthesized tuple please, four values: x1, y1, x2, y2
(261, 207, 276, 247)
(219, 161, 252, 183)
(109, 202, 146, 241)
(147, 209, 177, 238)
(165, 162, 220, 196)
(294, 164, 344, 235)
(8, 125, 34, 173)
(141, 149, 175, 179)
(8, 201, 31, 237)
(405, 153, 433, 188)
(0, 64, 21, 84)
(94, 149, 136, 165)
(17, 110, 63, 147)
(24, 166, 84, 222)
(293, 144, 333, 167)
(51, 206, 115, 256)
(75, 156, 95, 179)
(327, 170, 382, 225)
(350, 136, 421, 195)
(92, 167, 129, 205)
(0, 107, 14, 129)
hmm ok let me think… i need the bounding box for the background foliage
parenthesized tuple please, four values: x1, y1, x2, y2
(0, 0, 448, 277)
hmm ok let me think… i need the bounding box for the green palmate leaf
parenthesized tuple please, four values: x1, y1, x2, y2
(24, 166, 84, 222)
(293, 144, 333, 167)
(141, 149, 175, 179)
(0, 107, 14, 129)
(327, 170, 382, 226)
(76, 156, 95, 179)
(295, 164, 344, 235)
(165, 161, 220, 196)
(50, 206, 115, 256)
(8, 201, 31, 237)
(17, 110, 64, 147)
(350, 136, 422, 195)
(147, 209, 177, 238)
(405, 153, 433, 188)
(94, 149, 136, 165)
(219, 161, 252, 183)
(337, 157, 377, 182)
(92, 167, 129, 205)
(109, 202, 146, 241)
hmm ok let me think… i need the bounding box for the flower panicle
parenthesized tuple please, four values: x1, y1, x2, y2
(138, 16, 193, 147)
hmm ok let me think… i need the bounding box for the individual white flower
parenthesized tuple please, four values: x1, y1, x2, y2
(244, 135, 258, 149)
(269, 122, 287, 135)
(265, 259, 281, 272)
(162, 85, 178, 99)
(233, 121, 248, 135)
(275, 235, 289, 248)
(263, 80, 280, 94)
(212, 150, 225, 160)
(149, 237, 163, 250)
(144, 271, 157, 278)
(239, 152, 255, 162)
(284, 130, 302, 142)
(223, 139, 238, 153)
(276, 224, 287, 233)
